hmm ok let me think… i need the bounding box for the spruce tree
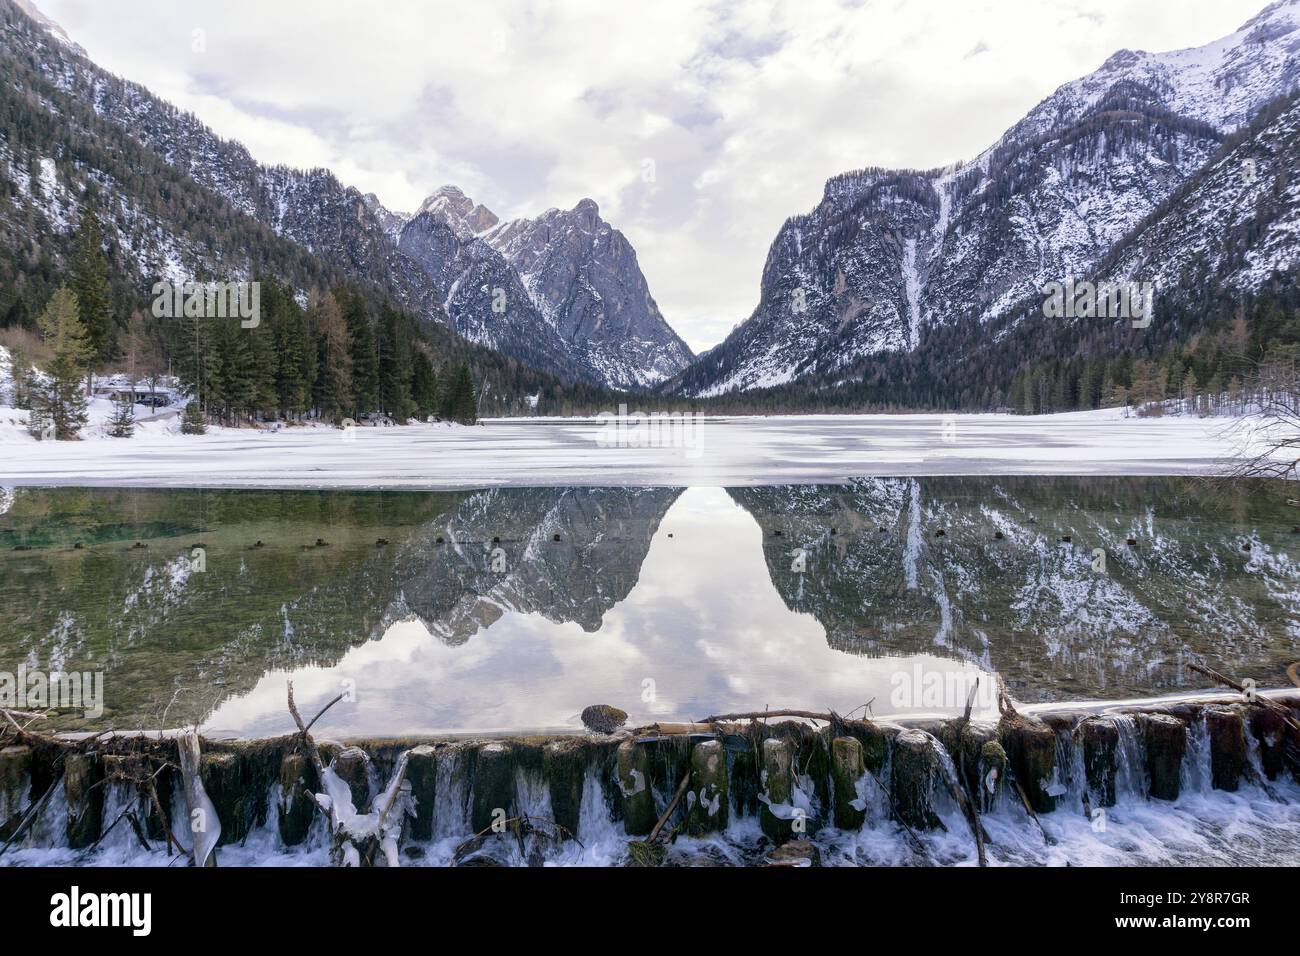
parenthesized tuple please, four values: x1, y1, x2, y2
(7, 343, 31, 408)
(377, 304, 414, 422)
(341, 289, 378, 416)
(439, 360, 477, 425)
(410, 350, 437, 421)
(31, 286, 91, 439)
(181, 400, 208, 435)
(69, 203, 114, 374)
(108, 392, 135, 437)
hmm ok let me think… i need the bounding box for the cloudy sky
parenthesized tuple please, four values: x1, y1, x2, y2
(40, 0, 1268, 352)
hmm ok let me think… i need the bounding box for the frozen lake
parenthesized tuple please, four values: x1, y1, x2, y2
(0, 410, 1248, 488)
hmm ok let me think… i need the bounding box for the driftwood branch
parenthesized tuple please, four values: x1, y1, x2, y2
(287, 682, 330, 782)
(1010, 775, 1052, 846)
(697, 709, 836, 723)
(1186, 662, 1300, 733)
(648, 771, 692, 844)
(0, 762, 62, 860)
(304, 693, 345, 735)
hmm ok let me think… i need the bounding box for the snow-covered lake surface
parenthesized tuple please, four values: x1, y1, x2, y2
(0, 410, 1252, 488)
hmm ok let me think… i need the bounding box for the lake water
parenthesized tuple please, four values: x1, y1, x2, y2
(2, 478, 1298, 737)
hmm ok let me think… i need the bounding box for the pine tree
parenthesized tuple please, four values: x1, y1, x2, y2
(181, 400, 208, 435)
(341, 289, 377, 416)
(377, 303, 413, 422)
(1182, 368, 1199, 415)
(439, 360, 477, 424)
(269, 282, 313, 420)
(69, 203, 114, 373)
(410, 350, 438, 422)
(108, 393, 135, 437)
(1100, 367, 1118, 408)
(31, 286, 90, 439)
(7, 343, 32, 409)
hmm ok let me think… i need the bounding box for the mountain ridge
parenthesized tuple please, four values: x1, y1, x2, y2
(675, 0, 1300, 398)
(0, 0, 690, 391)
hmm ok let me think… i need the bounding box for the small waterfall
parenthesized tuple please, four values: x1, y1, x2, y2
(1182, 712, 1213, 795)
(514, 767, 552, 819)
(432, 747, 469, 839)
(1111, 715, 1146, 799)
(2, 697, 1296, 866)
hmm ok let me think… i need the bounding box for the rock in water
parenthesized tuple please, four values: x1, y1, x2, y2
(581, 705, 628, 734)
(766, 839, 821, 867)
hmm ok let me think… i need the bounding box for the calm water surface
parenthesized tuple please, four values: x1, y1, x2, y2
(1, 478, 1297, 736)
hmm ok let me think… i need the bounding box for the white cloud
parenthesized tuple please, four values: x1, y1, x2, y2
(42, 0, 1270, 352)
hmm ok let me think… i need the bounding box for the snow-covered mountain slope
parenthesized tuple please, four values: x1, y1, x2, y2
(397, 201, 593, 381)
(484, 198, 693, 389)
(678, 0, 1300, 396)
(1, 0, 690, 391)
(0, 4, 362, 312)
(398, 187, 692, 389)
(1094, 93, 1300, 295)
(0, 0, 447, 324)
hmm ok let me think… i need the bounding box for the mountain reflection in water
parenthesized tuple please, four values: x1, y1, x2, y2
(1, 478, 1296, 734)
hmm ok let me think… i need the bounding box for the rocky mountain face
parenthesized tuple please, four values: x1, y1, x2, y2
(1093, 92, 1300, 295)
(484, 199, 693, 389)
(0, 2, 354, 316)
(397, 199, 593, 380)
(679, 0, 1300, 396)
(0, 0, 689, 391)
(396, 187, 693, 389)
(0, 0, 447, 321)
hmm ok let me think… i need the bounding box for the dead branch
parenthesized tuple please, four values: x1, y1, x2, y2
(304, 693, 345, 735)
(697, 709, 836, 723)
(145, 774, 187, 857)
(1185, 662, 1300, 733)
(1010, 775, 1053, 846)
(648, 770, 692, 844)
(287, 682, 331, 786)
(0, 756, 65, 860)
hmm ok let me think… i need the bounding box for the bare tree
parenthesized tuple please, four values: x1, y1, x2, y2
(1221, 354, 1300, 481)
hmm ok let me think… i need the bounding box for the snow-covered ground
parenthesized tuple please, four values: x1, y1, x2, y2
(0, 345, 1269, 487)
(0, 405, 1261, 488)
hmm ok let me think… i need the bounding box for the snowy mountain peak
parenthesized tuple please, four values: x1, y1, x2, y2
(416, 185, 499, 238)
(573, 197, 600, 228)
(1011, 0, 1300, 141)
(477, 197, 693, 389)
(395, 184, 691, 389)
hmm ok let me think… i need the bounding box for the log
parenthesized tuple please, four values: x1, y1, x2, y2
(176, 731, 219, 867)
(697, 709, 835, 723)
